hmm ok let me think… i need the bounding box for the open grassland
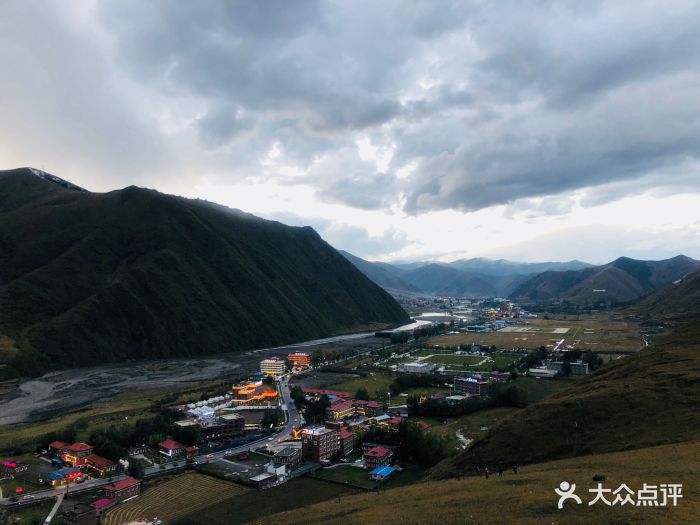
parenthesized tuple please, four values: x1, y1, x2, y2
(326, 373, 396, 397)
(262, 440, 700, 525)
(174, 477, 360, 525)
(102, 472, 249, 525)
(427, 315, 643, 353)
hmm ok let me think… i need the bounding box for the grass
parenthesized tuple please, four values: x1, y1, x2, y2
(0, 387, 174, 450)
(260, 439, 700, 524)
(311, 465, 377, 489)
(101, 472, 249, 525)
(426, 315, 644, 353)
(174, 477, 360, 525)
(1, 499, 57, 525)
(425, 355, 486, 366)
(328, 373, 396, 399)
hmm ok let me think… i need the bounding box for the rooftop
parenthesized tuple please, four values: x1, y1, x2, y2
(85, 454, 115, 467)
(64, 442, 93, 452)
(158, 439, 185, 450)
(365, 446, 391, 458)
(369, 465, 396, 477)
(103, 476, 140, 492)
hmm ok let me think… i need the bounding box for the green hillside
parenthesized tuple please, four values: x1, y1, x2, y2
(0, 168, 409, 378)
(513, 255, 700, 304)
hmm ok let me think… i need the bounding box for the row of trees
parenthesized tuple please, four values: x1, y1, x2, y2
(407, 382, 529, 419)
(388, 373, 447, 396)
(357, 420, 451, 468)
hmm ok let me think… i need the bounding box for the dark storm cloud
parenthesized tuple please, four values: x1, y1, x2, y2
(4, 0, 698, 213)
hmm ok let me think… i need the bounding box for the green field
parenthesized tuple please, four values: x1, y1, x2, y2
(311, 465, 377, 489)
(425, 354, 486, 365)
(328, 373, 396, 398)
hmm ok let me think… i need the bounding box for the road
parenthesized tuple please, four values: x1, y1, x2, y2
(0, 474, 127, 508)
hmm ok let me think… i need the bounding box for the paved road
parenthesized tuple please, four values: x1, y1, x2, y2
(0, 474, 127, 508)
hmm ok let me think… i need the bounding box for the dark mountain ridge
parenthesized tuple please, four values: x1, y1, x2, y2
(0, 168, 409, 378)
(513, 255, 700, 304)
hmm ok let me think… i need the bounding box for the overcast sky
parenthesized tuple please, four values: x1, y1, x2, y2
(1, 0, 699, 264)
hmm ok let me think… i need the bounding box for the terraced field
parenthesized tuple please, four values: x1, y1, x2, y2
(102, 472, 248, 525)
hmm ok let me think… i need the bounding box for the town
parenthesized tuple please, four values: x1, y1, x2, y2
(0, 298, 632, 525)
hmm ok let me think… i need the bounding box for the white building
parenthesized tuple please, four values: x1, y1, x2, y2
(260, 358, 286, 376)
(398, 361, 437, 374)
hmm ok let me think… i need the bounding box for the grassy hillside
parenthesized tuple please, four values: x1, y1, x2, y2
(262, 440, 700, 525)
(635, 269, 700, 319)
(0, 168, 409, 378)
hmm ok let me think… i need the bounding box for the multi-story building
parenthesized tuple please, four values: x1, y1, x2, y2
(454, 376, 489, 397)
(58, 443, 95, 466)
(353, 400, 384, 417)
(363, 445, 393, 469)
(231, 380, 278, 405)
(102, 476, 141, 502)
(260, 358, 286, 376)
(287, 352, 310, 367)
(325, 399, 385, 421)
(301, 427, 340, 462)
(195, 413, 246, 443)
(274, 446, 302, 468)
(325, 400, 356, 421)
(339, 428, 355, 456)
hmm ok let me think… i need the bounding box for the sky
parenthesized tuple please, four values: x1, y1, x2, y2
(1, 0, 699, 264)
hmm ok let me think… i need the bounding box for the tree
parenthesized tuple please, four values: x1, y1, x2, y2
(355, 387, 370, 401)
(261, 410, 280, 429)
(128, 458, 146, 479)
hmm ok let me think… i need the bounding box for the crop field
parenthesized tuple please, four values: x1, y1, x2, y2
(427, 315, 642, 353)
(102, 472, 249, 525)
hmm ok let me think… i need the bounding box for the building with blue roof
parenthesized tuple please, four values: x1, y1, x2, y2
(369, 465, 396, 481)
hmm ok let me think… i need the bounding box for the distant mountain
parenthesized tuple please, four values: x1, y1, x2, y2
(403, 264, 497, 297)
(338, 250, 418, 292)
(341, 253, 577, 298)
(513, 255, 700, 304)
(0, 168, 409, 379)
(445, 257, 593, 276)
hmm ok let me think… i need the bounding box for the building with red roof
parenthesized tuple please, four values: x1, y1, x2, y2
(339, 427, 356, 456)
(58, 443, 95, 466)
(303, 388, 353, 400)
(84, 454, 117, 476)
(102, 476, 141, 502)
(92, 497, 116, 516)
(363, 445, 393, 470)
(158, 439, 186, 457)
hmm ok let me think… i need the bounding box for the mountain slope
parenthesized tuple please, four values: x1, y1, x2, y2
(635, 269, 700, 319)
(427, 275, 700, 481)
(403, 264, 497, 297)
(0, 168, 409, 378)
(338, 250, 418, 292)
(513, 255, 700, 303)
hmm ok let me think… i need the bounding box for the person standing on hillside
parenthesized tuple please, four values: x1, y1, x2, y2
(484, 467, 491, 479)
(498, 466, 504, 477)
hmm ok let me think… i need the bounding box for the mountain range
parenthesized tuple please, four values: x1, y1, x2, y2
(0, 168, 409, 379)
(341, 251, 700, 304)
